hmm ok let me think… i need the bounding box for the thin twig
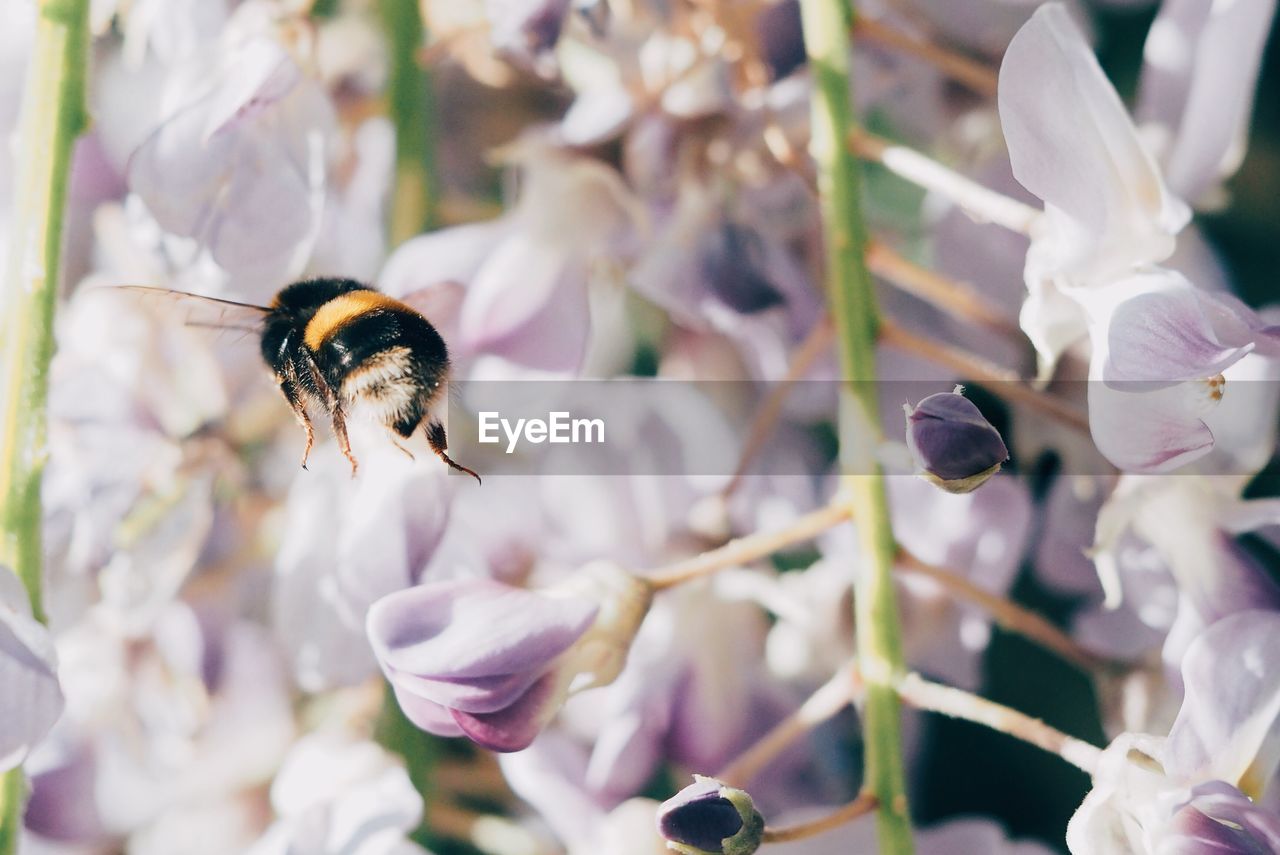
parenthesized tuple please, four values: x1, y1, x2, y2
(878, 317, 1091, 433)
(718, 661, 861, 788)
(722, 316, 834, 498)
(896, 550, 1112, 674)
(646, 503, 853, 590)
(866, 240, 1021, 337)
(851, 129, 1040, 235)
(851, 15, 998, 97)
(761, 792, 880, 843)
(896, 672, 1102, 774)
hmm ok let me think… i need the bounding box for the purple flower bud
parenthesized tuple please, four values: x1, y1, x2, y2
(905, 388, 1009, 494)
(657, 776, 764, 855)
(701, 224, 787, 315)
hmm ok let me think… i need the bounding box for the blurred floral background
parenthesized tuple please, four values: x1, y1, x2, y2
(2, 0, 1280, 853)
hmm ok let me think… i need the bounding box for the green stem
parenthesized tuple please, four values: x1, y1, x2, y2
(0, 0, 90, 846)
(798, 0, 913, 851)
(377, 0, 438, 242)
(374, 681, 444, 850)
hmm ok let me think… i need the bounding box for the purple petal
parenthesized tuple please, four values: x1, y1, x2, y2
(1105, 284, 1256, 387)
(701, 224, 787, 315)
(1163, 611, 1280, 793)
(367, 579, 597, 681)
(450, 670, 567, 752)
(1164, 781, 1280, 854)
(0, 566, 64, 772)
(385, 668, 544, 715)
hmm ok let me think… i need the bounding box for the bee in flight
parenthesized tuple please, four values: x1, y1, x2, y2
(120, 277, 480, 482)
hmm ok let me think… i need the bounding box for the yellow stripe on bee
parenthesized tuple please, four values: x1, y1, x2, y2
(303, 290, 411, 351)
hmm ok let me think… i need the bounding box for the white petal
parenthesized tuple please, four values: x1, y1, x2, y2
(0, 566, 63, 773)
(1000, 3, 1189, 282)
(1164, 610, 1280, 797)
(1137, 0, 1277, 203)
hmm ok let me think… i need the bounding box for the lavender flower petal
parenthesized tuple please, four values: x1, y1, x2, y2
(1163, 610, 1280, 795)
(0, 566, 63, 772)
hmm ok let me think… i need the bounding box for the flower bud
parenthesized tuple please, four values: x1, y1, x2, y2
(657, 776, 764, 855)
(904, 387, 1009, 494)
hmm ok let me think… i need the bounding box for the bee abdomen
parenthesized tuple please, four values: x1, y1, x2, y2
(312, 303, 449, 436)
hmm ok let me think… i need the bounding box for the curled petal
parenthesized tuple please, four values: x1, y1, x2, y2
(367, 578, 598, 683)
(450, 670, 569, 753)
(389, 685, 465, 739)
(1165, 781, 1280, 854)
(1163, 611, 1280, 796)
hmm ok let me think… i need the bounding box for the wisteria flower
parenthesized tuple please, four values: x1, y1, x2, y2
(379, 139, 639, 379)
(1083, 473, 1280, 674)
(999, 2, 1190, 378)
(1067, 611, 1280, 854)
(0, 565, 63, 773)
(1000, 5, 1280, 471)
(368, 562, 652, 752)
(127, 5, 334, 296)
(26, 604, 295, 849)
(246, 730, 432, 855)
(1085, 271, 1280, 472)
(273, 436, 454, 692)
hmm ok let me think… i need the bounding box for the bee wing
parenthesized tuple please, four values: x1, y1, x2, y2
(103, 285, 271, 335)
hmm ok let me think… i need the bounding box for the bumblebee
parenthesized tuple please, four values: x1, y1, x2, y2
(124, 277, 479, 481)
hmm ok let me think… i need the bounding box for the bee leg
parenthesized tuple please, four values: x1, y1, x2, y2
(299, 353, 358, 476)
(278, 375, 315, 469)
(425, 420, 481, 483)
(330, 408, 359, 477)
